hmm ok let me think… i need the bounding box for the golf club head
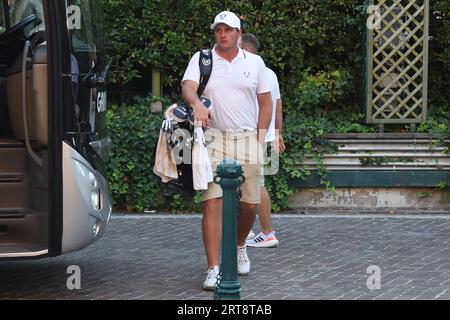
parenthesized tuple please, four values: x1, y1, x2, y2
(172, 103, 190, 123)
(164, 104, 177, 120)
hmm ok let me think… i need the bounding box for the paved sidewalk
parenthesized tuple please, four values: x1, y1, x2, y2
(1, 214, 450, 300)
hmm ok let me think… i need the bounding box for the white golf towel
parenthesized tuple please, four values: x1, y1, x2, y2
(153, 130, 178, 183)
(192, 126, 213, 190)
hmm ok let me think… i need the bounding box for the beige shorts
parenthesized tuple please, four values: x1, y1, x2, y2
(202, 128, 263, 204)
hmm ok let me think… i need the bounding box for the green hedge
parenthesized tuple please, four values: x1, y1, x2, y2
(103, 0, 448, 108)
(106, 96, 203, 212)
(103, 0, 369, 103)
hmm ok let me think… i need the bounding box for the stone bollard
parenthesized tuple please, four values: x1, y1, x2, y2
(214, 159, 244, 300)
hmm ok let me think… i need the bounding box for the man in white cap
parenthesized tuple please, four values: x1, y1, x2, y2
(182, 11, 273, 290)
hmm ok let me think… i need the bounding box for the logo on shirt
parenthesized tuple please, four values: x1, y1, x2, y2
(244, 72, 250, 78)
(202, 58, 212, 66)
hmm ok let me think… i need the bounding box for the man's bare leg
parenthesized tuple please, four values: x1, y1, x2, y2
(258, 187, 273, 234)
(203, 198, 222, 268)
(237, 202, 258, 247)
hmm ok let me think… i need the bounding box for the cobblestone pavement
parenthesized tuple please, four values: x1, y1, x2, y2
(1, 214, 450, 300)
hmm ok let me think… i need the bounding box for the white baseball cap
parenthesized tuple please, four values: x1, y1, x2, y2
(210, 11, 241, 30)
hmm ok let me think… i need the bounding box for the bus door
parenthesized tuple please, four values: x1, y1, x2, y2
(45, 0, 111, 256)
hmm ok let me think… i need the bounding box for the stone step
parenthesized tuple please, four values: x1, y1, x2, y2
(302, 137, 450, 170)
(305, 152, 450, 159)
(302, 158, 450, 168)
(337, 145, 448, 152)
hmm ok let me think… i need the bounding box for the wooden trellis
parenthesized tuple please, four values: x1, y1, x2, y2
(366, 0, 430, 125)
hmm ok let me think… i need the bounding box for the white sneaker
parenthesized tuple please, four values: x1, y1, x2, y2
(237, 246, 250, 276)
(246, 229, 256, 240)
(246, 231, 280, 248)
(203, 266, 219, 291)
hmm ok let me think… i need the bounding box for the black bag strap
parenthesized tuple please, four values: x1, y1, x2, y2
(197, 49, 213, 97)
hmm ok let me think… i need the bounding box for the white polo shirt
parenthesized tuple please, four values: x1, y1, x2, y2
(264, 67, 281, 143)
(182, 45, 271, 132)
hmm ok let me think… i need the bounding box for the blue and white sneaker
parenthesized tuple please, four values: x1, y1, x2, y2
(246, 231, 279, 248)
(246, 229, 256, 240)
